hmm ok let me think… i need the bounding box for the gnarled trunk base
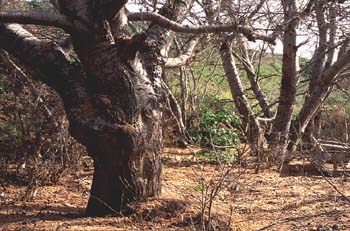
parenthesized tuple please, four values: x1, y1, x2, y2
(84, 141, 162, 217)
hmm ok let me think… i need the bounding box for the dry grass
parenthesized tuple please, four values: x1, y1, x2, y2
(1, 147, 350, 230)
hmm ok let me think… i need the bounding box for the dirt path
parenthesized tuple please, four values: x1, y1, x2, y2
(1, 147, 350, 230)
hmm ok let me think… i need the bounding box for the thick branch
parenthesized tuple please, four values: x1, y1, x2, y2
(128, 12, 276, 44)
(288, 48, 350, 154)
(270, 0, 300, 158)
(0, 10, 77, 31)
(0, 23, 87, 113)
(164, 38, 198, 68)
(235, 35, 274, 118)
(220, 39, 264, 155)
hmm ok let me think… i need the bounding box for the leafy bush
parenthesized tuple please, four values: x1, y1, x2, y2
(187, 110, 241, 148)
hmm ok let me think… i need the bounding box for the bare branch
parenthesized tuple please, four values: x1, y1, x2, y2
(128, 12, 276, 44)
(164, 37, 198, 68)
(50, 0, 60, 11)
(335, 82, 350, 97)
(248, 0, 267, 19)
(0, 23, 86, 108)
(0, 10, 77, 31)
(234, 35, 274, 118)
(1, 50, 53, 117)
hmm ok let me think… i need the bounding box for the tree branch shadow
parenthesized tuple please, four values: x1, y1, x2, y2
(256, 210, 342, 231)
(0, 204, 84, 225)
(280, 163, 350, 177)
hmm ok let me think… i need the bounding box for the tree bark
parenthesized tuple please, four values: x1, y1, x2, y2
(287, 48, 350, 155)
(71, 33, 166, 217)
(269, 0, 300, 160)
(82, 115, 162, 216)
(1, 22, 164, 216)
(237, 35, 274, 119)
(0, 0, 199, 216)
(220, 39, 264, 156)
(303, 0, 327, 144)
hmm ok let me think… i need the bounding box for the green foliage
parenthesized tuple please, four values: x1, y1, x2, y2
(326, 93, 350, 112)
(187, 110, 241, 148)
(195, 180, 204, 191)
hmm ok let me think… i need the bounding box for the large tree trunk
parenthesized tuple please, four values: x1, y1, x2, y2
(81, 115, 162, 216)
(269, 0, 300, 160)
(0, 0, 196, 216)
(0, 0, 199, 216)
(1, 16, 165, 218)
(68, 33, 166, 216)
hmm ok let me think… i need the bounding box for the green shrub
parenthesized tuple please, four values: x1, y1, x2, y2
(187, 110, 241, 148)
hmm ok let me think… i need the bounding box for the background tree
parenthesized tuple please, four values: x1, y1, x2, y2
(181, 0, 350, 168)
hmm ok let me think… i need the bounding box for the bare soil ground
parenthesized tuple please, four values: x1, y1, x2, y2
(1, 147, 350, 231)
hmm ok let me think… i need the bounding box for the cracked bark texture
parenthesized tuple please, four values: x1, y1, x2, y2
(0, 0, 167, 217)
(0, 0, 202, 217)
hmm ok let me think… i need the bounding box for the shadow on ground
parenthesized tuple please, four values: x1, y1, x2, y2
(0, 204, 83, 226)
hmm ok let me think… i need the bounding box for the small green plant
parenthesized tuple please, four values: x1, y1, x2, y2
(196, 150, 236, 165)
(195, 180, 204, 192)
